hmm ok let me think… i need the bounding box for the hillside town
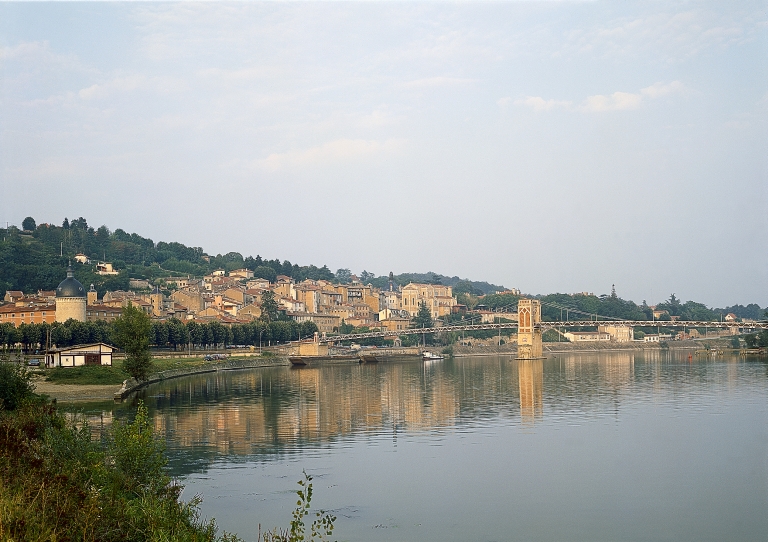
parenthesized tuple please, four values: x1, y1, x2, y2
(1, 264, 475, 334)
(2, 262, 750, 347)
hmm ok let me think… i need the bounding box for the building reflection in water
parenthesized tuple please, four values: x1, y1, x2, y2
(518, 359, 543, 424)
(68, 350, 742, 476)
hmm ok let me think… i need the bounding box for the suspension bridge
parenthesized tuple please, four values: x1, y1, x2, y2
(315, 299, 768, 359)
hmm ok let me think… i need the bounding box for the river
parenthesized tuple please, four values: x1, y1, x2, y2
(79, 351, 768, 541)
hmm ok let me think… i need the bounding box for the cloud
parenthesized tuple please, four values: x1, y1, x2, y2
(251, 138, 406, 172)
(402, 76, 474, 89)
(581, 91, 643, 112)
(640, 80, 685, 99)
(78, 74, 186, 100)
(515, 81, 685, 113)
(512, 96, 572, 112)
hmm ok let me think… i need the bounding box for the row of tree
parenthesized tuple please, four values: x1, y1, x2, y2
(0, 317, 319, 353)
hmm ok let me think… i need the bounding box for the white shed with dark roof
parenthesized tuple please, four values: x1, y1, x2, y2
(45, 343, 114, 368)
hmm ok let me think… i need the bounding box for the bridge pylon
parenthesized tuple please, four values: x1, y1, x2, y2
(517, 298, 544, 360)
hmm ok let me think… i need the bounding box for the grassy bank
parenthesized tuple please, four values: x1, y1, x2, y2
(1, 362, 336, 542)
(42, 355, 258, 386)
(45, 364, 129, 385)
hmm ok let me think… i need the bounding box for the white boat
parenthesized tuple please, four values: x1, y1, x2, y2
(422, 351, 444, 361)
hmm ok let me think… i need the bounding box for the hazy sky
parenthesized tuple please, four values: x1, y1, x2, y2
(1, 1, 766, 307)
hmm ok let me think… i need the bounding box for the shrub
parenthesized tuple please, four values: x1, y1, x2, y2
(0, 362, 34, 410)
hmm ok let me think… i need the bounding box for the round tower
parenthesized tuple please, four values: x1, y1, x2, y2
(55, 264, 86, 322)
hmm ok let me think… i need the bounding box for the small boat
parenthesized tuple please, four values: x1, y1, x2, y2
(290, 354, 360, 367)
(358, 353, 379, 363)
(422, 351, 444, 361)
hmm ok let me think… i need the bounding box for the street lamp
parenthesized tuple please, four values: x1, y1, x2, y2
(259, 329, 264, 354)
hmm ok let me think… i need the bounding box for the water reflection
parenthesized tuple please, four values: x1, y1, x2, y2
(73, 351, 768, 542)
(76, 351, 766, 477)
(518, 359, 542, 424)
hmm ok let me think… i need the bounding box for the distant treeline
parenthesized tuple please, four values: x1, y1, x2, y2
(0, 318, 318, 353)
(456, 291, 766, 323)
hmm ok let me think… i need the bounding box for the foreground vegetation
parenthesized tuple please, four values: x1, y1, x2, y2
(0, 362, 337, 541)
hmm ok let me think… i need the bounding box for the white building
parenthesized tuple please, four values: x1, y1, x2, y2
(45, 343, 114, 368)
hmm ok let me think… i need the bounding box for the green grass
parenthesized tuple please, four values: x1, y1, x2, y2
(45, 365, 129, 385)
(44, 353, 267, 385)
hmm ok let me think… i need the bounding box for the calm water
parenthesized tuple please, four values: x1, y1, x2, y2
(92, 352, 768, 541)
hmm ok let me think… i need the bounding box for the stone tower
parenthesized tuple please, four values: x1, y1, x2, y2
(87, 284, 98, 306)
(517, 298, 543, 359)
(55, 264, 86, 322)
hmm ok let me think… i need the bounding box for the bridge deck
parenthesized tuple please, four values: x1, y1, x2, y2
(318, 320, 768, 343)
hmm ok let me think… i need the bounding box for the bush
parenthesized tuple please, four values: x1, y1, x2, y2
(0, 362, 34, 410)
(0, 399, 238, 541)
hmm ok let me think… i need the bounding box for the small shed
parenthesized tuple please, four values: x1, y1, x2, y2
(46, 343, 114, 368)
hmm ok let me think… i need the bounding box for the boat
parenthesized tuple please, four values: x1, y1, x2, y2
(358, 353, 379, 363)
(422, 351, 444, 361)
(289, 354, 359, 367)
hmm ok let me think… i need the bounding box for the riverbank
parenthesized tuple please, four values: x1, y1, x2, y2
(31, 355, 290, 403)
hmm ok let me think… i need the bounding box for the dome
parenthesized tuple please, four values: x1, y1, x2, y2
(56, 265, 86, 298)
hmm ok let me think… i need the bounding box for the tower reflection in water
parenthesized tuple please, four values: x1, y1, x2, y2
(518, 359, 543, 425)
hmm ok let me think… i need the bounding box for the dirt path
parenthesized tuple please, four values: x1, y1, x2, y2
(32, 376, 121, 403)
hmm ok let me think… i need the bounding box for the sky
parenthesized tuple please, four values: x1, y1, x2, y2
(1, 1, 766, 308)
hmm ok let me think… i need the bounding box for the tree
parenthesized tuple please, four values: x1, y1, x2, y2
(412, 301, 433, 329)
(359, 270, 374, 283)
(22, 217, 36, 232)
(113, 303, 153, 380)
(259, 290, 279, 322)
(335, 268, 352, 283)
(744, 333, 758, 348)
(411, 301, 434, 345)
(758, 330, 768, 348)
(253, 265, 277, 283)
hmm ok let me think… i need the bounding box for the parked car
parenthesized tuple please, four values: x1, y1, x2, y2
(204, 354, 227, 361)
(27, 359, 41, 367)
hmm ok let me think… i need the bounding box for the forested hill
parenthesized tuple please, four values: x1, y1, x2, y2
(0, 217, 503, 298)
(0, 217, 337, 297)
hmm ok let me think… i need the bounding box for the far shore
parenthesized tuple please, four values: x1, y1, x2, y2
(31, 339, 742, 403)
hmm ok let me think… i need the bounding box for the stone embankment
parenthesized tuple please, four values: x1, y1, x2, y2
(114, 355, 289, 401)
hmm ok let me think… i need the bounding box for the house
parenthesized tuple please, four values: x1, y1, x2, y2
(475, 310, 518, 324)
(597, 324, 634, 342)
(564, 331, 612, 342)
(288, 312, 341, 334)
(3, 291, 24, 303)
(171, 290, 204, 314)
(85, 304, 123, 322)
(246, 279, 271, 290)
(400, 283, 457, 319)
(229, 268, 254, 280)
(0, 303, 56, 326)
(45, 343, 114, 368)
(724, 313, 738, 322)
(95, 262, 119, 275)
(238, 304, 262, 320)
